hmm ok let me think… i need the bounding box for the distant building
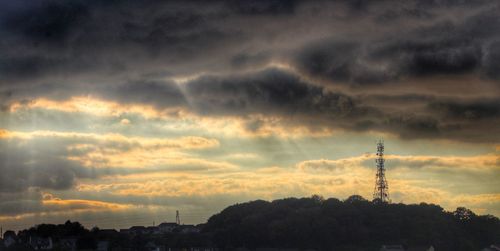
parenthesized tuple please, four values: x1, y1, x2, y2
(483, 244, 500, 251)
(380, 245, 405, 251)
(180, 225, 200, 234)
(407, 246, 434, 251)
(97, 229, 118, 235)
(29, 236, 53, 250)
(119, 228, 131, 234)
(2, 231, 17, 248)
(381, 245, 434, 251)
(145, 241, 163, 251)
(129, 226, 148, 235)
(97, 240, 110, 251)
(159, 222, 179, 233)
(167, 248, 218, 251)
(147, 226, 161, 234)
(59, 237, 77, 251)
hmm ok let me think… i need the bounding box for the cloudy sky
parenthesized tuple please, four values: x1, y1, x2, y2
(0, 0, 499, 231)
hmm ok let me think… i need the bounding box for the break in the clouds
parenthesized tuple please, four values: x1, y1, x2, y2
(0, 0, 499, 230)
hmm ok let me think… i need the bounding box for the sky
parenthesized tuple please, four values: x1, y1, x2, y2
(0, 0, 499, 231)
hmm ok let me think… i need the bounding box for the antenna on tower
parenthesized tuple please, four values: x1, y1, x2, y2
(373, 140, 390, 203)
(175, 210, 181, 225)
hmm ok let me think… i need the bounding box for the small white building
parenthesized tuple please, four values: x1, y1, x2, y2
(380, 245, 405, 251)
(482, 244, 500, 251)
(159, 222, 179, 233)
(180, 225, 200, 234)
(59, 238, 77, 251)
(97, 240, 110, 251)
(29, 236, 53, 250)
(145, 241, 163, 251)
(2, 231, 17, 248)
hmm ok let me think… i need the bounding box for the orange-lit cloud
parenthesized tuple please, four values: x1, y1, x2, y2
(5, 96, 335, 138)
(0, 193, 132, 221)
(0, 129, 218, 149)
(9, 96, 171, 119)
(42, 196, 130, 212)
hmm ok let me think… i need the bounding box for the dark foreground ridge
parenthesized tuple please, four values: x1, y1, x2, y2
(1, 195, 499, 251)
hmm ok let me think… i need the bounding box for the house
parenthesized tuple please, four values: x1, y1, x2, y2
(380, 245, 405, 251)
(158, 222, 179, 233)
(2, 231, 17, 248)
(119, 228, 131, 235)
(145, 241, 164, 251)
(147, 226, 161, 234)
(407, 246, 434, 251)
(97, 241, 110, 251)
(59, 238, 77, 251)
(98, 229, 118, 235)
(97, 229, 119, 239)
(129, 226, 148, 235)
(483, 244, 500, 251)
(29, 236, 53, 250)
(179, 225, 200, 234)
(166, 248, 218, 251)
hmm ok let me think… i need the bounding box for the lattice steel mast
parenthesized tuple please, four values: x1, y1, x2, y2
(176, 210, 181, 225)
(373, 140, 389, 202)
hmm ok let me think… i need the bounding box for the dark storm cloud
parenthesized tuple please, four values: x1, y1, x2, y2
(99, 80, 187, 109)
(430, 99, 500, 120)
(0, 0, 499, 143)
(184, 69, 359, 118)
(292, 1, 500, 85)
(1, 0, 499, 84)
(0, 0, 240, 83)
(227, 0, 298, 15)
(294, 29, 494, 86)
(180, 69, 500, 142)
(484, 41, 500, 79)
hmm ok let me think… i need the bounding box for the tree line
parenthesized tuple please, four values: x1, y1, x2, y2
(204, 195, 500, 250)
(3, 195, 499, 250)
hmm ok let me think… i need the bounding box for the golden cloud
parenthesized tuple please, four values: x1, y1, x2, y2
(0, 129, 219, 149)
(6, 96, 335, 138)
(9, 96, 170, 119)
(0, 193, 133, 221)
(0, 128, 230, 172)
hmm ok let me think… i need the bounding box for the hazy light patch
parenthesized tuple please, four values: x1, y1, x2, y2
(452, 194, 500, 215)
(0, 193, 132, 221)
(4, 97, 336, 139)
(297, 154, 372, 172)
(170, 61, 296, 84)
(171, 73, 208, 85)
(42, 195, 131, 212)
(385, 154, 500, 171)
(8, 96, 178, 119)
(155, 114, 336, 139)
(0, 129, 219, 149)
(120, 118, 131, 125)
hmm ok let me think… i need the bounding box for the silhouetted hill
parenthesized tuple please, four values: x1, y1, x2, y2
(204, 195, 500, 250)
(3, 195, 499, 250)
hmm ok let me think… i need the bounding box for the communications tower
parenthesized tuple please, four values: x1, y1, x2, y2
(176, 210, 181, 225)
(373, 140, 389, 202)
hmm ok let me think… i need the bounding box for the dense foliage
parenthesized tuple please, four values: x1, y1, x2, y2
(5, 196, 499, 250)
(204, 195, 500, 250)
